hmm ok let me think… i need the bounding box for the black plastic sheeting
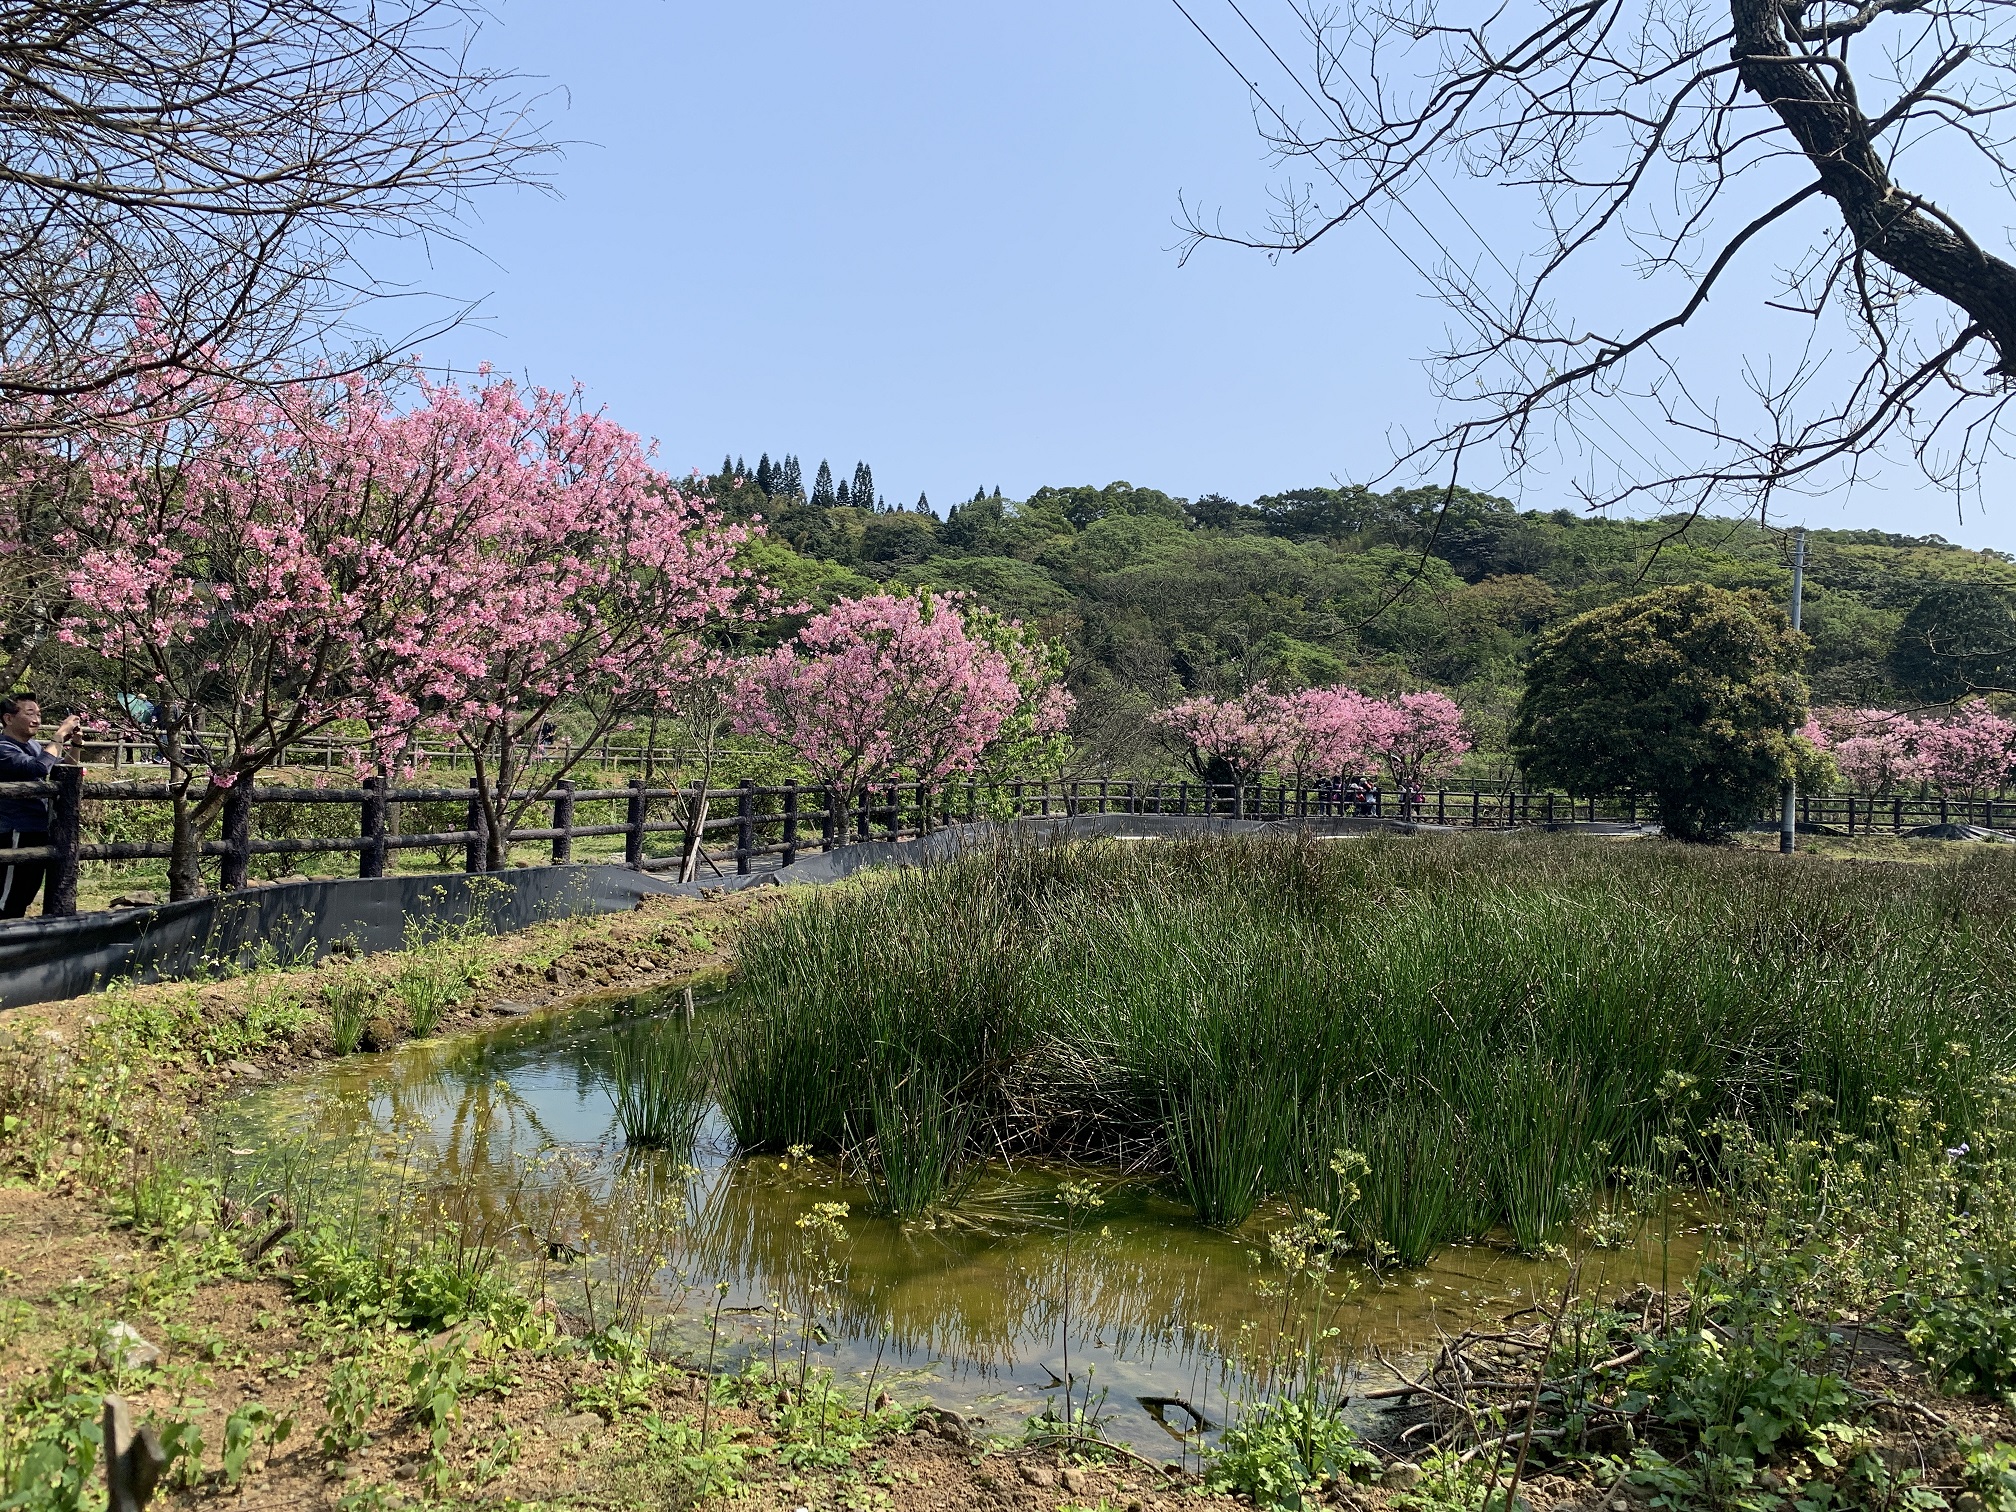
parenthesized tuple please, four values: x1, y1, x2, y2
(0, 810, 1663, 1011)
(0, 865, 712, 1010)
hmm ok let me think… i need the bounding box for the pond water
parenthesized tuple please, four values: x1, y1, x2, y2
(216, 990, 1707, 1457)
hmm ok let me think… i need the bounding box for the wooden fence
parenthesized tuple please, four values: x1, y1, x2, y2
(0, 773, 2008, 918)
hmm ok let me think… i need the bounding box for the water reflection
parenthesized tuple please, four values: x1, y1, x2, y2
(217, 997, 1706, 1454)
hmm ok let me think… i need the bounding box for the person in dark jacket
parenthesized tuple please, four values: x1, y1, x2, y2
(0, 694, 81, 917)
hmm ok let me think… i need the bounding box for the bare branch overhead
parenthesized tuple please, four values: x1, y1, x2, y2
(1174, 0, 2016, 520)
(0, 0, 555, 435)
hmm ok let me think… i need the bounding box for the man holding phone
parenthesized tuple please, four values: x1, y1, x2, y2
(0, 695, 81, 917)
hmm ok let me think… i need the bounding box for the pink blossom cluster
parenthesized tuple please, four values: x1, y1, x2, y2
(1802, 702, 2016, 795)
(729, 592, 1072, 798)
(1150, 683, 1471, 787)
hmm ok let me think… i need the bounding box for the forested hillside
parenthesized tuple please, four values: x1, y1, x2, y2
(709, 461, 2016, 776)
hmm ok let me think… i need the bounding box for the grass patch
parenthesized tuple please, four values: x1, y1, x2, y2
(725, 833, 2016, 1252)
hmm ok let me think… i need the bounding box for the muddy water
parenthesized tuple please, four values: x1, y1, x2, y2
(218, 992, 1706, 1457)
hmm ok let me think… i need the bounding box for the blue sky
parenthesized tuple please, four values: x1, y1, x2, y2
(375, 2, 2016, 552)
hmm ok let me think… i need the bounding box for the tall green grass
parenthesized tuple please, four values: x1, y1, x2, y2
(724, 834, 2016, 1258)
(608, 1019, 710, 1154)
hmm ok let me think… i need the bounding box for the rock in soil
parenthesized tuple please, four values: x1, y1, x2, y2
(99, 1323, 159, 1371)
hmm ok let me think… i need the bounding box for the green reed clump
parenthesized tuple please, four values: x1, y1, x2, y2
(857, 1055, 981, 1217)
(322, 968, 374, 1055)
(608, 1019, 711, 1154)
(727, 833, 2016, 1255)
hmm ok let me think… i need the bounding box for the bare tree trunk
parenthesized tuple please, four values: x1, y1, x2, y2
(164, 726, 204, 901)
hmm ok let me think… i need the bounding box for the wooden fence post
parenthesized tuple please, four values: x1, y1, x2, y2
(822, 785, 838, 852)
(552, 779, 575, 864)
(624, 778, 646, 867)
(45, 765, 81, 918)
(737, 779, 755, 874)
(783, 781, 800, 865)
(465, 779, 489, 872)
(221, 781, 252, 891)
(360, 775, 387, 879)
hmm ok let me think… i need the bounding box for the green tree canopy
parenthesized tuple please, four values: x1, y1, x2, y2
(1511, 584, 1809, 842)
(1888, 582, 2016, 700)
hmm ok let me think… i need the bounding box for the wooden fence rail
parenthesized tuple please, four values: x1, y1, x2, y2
(0, 772, 2007, 918)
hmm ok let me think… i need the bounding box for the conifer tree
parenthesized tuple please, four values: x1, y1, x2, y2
(811, 459, 837, 507)
(916, 491, 930, 514)
(837, 478, 851, 506)
(781, 456, 804, 498)
(735, 455, 747, 478)
(720, 454, 733, 478)
(755, 453, 773, 493)
(852, 461, 876, 511)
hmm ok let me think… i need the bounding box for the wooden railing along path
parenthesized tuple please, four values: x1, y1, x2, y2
(0, 773, 2007, 917)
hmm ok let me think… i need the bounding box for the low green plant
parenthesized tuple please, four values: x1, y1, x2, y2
(290, 1221, 526, 1334)
(1205, 1396, 1378, 1507)
(1963, 1438, 2016, 1512)
(1904, 1257, 2016, 1395)
(0, 1394, 102, 1512)
(219, 1403, 293, 1487)
(632, 1413, 748, 1502)
(320, 1356, 380, 1460)
(392, 903, 490, 1037)
(1626, 1285, 1851, 1465)
(118, 1156, 214, 1239)
(406, 1340, 467, 1493)
(240, 976, 314, 1046)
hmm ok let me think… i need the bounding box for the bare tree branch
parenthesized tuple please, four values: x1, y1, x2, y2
(1174, 0, 2016, 518)
(0, 0, 554, 436)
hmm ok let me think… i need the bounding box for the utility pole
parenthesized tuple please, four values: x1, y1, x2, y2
(1780, 527, 1807, 855)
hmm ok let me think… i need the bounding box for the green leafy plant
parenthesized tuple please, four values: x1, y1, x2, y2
(320, 1356, 380, 1460)
(634, 1413, 748, 1503)
(219, 1403, 293, 1487)
(406, 1340, 467, 1492)
(1205, 1396, 1378, 1507)
(1963, 1438, 2016, 1512)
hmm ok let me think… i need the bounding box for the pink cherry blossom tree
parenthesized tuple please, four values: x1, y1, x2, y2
(1149, 684, 1299, 787)
(730, 591, 1065, 830)
(58, 365, 759, 892)
(1280, 686, 1382, 784)
(1805, 708, 1932, 794)
(59, 367, 535, 895)
(1364, 691, 1473, 788)
(1917, 701, 2016, 796)
(1152, 683, 1472, 795)
(401, 380, 766, 869)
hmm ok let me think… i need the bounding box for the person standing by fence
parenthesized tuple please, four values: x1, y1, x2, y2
(0, 695, 81, 918)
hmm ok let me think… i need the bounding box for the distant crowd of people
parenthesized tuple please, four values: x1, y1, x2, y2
(1311, 777, 1426, 818)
